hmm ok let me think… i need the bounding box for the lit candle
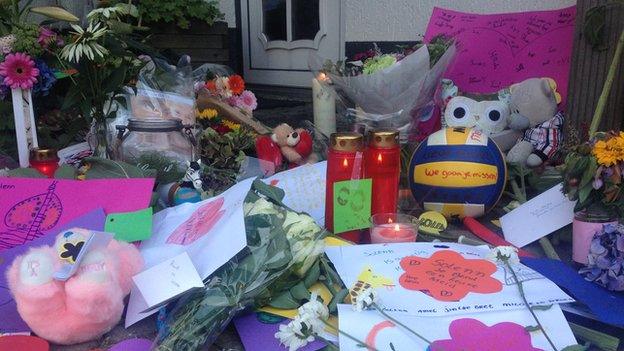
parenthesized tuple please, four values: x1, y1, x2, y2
(364, 130, 401, 216)
(29, 148, 59, 178)
(312, 73, 336, 138)
(370, 213, 418, 244)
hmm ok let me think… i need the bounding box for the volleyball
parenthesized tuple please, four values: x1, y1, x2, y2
(408, 127, 507, 219)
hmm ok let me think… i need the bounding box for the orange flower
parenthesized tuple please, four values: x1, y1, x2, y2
(228, 74, 245, 95)
(205, 80, 217, 93)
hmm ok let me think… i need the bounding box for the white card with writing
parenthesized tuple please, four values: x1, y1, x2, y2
(501, 184, 576, 248)
(325, 242, 573, 317)
(132, 252, 204, 311)
(263, 161, 326, 226)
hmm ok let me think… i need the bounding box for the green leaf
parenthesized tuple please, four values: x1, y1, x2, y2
(524, 325, 540, 332)
(252, 179, 285, 202)
(54, 165, 76, 179)
(269, 291, 300, 310)
(6, 167, 46, 178)
(580, 157, 598, 188)
(328, 289, 349, 313)
(82, 157, 152, 179)
(561, 345, 589, 351)
(578, 183, 593, 204)
(290, 281, 311, 300)
(303, 261, 321, 288)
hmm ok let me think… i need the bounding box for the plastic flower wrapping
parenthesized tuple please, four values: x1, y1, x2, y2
(311, 37, 455, 142)
(154, 180, 328, 350)
(580, 224, 624, 291)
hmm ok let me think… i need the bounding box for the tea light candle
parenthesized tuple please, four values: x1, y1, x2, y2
(29, 148, 59, 178)
(370, 213, 418, 244)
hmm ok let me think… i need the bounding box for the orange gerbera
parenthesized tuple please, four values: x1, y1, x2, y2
(228, 74, 245, 95)
(205, 79, 217, 93)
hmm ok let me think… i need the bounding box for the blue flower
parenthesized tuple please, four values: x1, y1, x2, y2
(580, 223, 624, 291)
(32, 59, 56, 96)
(0, 79, 7, 100)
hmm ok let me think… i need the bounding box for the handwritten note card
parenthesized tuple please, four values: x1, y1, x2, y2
(501, 183, 575, 248)
(333, 179, 372, 234)
(132, 252, 204, 311)
(424, 6, 576, 104)
(337, 304, 577, 351)
(325, 243, 573, 317)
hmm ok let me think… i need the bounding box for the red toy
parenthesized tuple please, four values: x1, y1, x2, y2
(255, 123, 315, 173)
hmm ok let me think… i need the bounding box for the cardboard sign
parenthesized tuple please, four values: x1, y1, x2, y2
(424, 6, 576, 105)
(399, 250, 502, 301)
(105, 208, 153, 243)
(333, 179, 372, 233)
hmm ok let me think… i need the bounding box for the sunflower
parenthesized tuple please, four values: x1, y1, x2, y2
(197, 108, 218, 120)
(593, 133, 624, 167)
(222, 119, 240, 131)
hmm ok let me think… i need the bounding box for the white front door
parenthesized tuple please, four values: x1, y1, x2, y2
(241, 0, 343, 87)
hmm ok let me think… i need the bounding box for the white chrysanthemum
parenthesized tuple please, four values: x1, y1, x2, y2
(275, 316, 316, 351)
(298, 292, 329, 321)
(353, 287, 379, 312)
(486, 246, 520, 265)
(215, 76, 232, 98)
(292, 239, 325, 276)
(283, 212, 319, 240)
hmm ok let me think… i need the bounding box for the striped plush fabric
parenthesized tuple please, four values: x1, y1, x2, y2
(519, 111, 565, 162)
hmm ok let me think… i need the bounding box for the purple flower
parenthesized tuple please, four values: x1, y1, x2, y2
(581, 224, 624, 291)
(233, 90, 257, 112)
(0, 79, 8, 100)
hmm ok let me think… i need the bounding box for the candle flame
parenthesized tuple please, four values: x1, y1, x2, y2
(388, 218, 393, 224)
(377, 153, 383, 162)
(318, 72, 327, 81)
(343, 158, 348, 167)
(394, 224, 400, 231)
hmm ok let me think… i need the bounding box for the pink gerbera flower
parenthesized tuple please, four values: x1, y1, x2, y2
(235, 90, 258, 111)
(0, 53, 40, 90)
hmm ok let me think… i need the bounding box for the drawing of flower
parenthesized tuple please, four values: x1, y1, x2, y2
(429, 318, 544, 351)
(166, 197, 225, 245)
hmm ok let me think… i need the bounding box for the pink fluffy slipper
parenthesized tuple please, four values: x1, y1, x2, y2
(6, 228, 143, 345)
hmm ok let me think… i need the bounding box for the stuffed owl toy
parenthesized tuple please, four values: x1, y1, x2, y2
(440, 79, 510, 135)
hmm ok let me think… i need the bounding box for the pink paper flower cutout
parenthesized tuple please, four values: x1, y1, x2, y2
(430, 318, 544, 351)
(166, 197, 225, 245)
(0, 53, 40, 89)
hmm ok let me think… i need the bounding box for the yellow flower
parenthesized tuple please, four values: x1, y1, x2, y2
(593, 133, 624, 167)
(222, 119, 240, 131)
(197, 108, 218, 120)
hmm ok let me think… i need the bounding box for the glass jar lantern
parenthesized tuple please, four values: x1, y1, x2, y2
(117, 118, 195, 172)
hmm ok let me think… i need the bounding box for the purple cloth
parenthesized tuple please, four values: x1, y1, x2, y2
(0, 208, 106, 333)
(234, 312, 326, 351)
(108, 338, 152, 351)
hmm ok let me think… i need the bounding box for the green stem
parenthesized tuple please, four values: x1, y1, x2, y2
(321, 320, 380, 351)
(505, 261, 558, 351)
(589, 29, 624, 136)
(372, 302, 431, 345)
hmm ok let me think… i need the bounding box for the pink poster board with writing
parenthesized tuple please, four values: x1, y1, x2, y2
(0, 177, 154, 251)
(424, 6, 575, 106)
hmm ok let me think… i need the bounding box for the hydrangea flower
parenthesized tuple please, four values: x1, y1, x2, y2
(32, 59, 57, 96)
(580, 224, 624, 291)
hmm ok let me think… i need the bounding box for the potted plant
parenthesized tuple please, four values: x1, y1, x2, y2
(561, 4, 624, 264)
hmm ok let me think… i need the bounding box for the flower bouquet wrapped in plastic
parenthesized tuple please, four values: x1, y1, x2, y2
(311, 37, 455, 142)
(154, 179, 327, 350)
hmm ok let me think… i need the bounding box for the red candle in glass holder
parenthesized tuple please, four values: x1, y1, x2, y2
(325, 132, 364, 243)
(364, 129, 400, 215)
(29, 148, 59, 178)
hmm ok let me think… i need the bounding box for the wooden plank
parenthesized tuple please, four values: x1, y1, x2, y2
(166, 48, 229, 62)
(149, 34, 227, 49)
(566, 0, 624, 135)
(149, 20, 228, 35)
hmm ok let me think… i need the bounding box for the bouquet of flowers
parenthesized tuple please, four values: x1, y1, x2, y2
(196, 107, 256, 196)
(561, 131, 624, 217)
(154, 179, 328, 350)
(202, 74, 257, 112)
(312, 36, 455, 141)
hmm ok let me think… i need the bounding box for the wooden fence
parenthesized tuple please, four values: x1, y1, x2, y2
(566, 0, 624, 135)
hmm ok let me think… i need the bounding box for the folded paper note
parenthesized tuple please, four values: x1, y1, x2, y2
(105, 208, 153, 242)
(424, 6, 575, 105)
(501, 184, 575, 248)
(133, 251, 204, 312)
(326, 243, 573, 317)
(0, 208, 106, 333)
(337, 304, 576, 351)
(0, 178, 154, 251)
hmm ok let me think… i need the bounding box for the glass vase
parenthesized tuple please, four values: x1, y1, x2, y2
(573, 209, 618, 264)
(90, 119, 111, 159)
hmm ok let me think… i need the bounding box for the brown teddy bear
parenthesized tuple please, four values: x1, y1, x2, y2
(271, 123, 314, 166)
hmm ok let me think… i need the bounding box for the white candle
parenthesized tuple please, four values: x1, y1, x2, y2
(312, 73, 336, 138)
